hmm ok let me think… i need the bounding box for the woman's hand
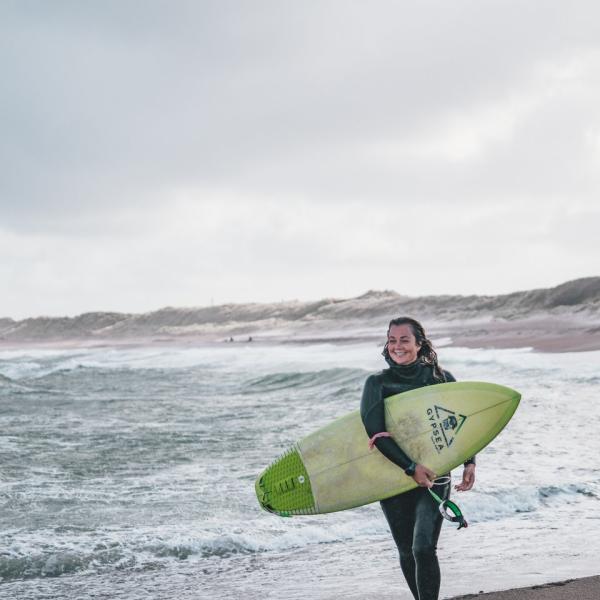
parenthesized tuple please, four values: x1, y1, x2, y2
(412, 464, 436, 488)
(455, 463, 476, 491)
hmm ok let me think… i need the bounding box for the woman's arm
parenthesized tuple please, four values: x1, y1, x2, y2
(360, 375, 435, 487)
(360, 375, 413, 470)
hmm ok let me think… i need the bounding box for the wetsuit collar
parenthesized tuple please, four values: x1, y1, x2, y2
(384, 355, 424, 377)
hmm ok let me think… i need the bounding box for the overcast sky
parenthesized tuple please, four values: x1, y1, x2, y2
(2, 1, 599, 319)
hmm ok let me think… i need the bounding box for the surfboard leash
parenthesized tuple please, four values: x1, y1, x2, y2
(428, 477, 468, 530)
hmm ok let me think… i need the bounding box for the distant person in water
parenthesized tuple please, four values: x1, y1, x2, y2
(360, 317, 475, 600)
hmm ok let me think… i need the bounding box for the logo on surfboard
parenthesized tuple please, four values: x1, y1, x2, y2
(427, 405, 467, 453)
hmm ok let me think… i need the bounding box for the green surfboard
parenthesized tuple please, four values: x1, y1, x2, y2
(255, 381, 520, 516)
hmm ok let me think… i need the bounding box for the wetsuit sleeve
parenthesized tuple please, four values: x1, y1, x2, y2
(360, 374, 413, 471)
(445, 370, 476, 466)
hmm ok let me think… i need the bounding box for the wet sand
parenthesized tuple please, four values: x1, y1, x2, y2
(447, 575, 600, 599)
(1, 335, 599, 353)
(436, 315, 600, 353)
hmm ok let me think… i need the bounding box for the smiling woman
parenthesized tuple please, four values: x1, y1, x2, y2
(361, 316, 476, 600)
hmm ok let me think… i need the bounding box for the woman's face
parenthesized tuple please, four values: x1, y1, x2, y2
(387, 324, 421, 365)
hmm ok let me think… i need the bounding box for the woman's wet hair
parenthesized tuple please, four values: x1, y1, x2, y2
(383, 317, 447, 382)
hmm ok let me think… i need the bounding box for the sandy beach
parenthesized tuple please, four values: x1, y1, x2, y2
(1, 310, 600, 354)
(448, 575, 600, 599)
(436, 315, 600, 353)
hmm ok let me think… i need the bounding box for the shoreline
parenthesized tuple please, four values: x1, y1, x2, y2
(0, 326, 599, 353)
(447, 575, 600, 599)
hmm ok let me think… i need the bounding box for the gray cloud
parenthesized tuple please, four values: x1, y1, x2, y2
(1, 1, 599, 316)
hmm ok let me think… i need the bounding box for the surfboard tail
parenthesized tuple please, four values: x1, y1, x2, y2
(255, 444, 318, 516)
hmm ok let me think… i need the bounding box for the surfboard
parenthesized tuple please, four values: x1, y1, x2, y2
(255, 381, 520, 516)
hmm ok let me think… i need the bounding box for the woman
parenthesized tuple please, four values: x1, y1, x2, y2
(361, 317, 475, 600)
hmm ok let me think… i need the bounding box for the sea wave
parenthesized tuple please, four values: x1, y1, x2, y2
(0, 546, 131, 582)
(2, 477, 598, 583)
(245, 368, 365, 393)
(538, 482, 599, 500)
(0, 512, 388, 581)
(0, 371, 47, 394)
(456, 481, 599, 524)
(0, 373, 15, 385)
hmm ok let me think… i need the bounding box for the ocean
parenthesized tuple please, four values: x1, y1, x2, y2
(1, 341, 599, 599)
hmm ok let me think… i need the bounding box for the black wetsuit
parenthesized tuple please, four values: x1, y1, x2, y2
(360, 359, 474, 600)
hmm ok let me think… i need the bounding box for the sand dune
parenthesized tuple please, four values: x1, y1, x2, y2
(1, 277, 599, 351)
